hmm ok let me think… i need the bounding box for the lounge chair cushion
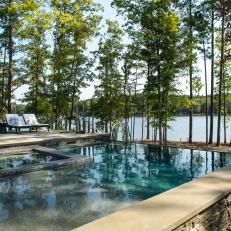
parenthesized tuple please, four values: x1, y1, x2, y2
(6, 114, 23, 126)
(23, 114, 49, 129)
(23, 114, 39, 125)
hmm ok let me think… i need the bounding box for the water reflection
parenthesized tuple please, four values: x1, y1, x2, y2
(0, 153, 63, 170)
(0, 143, 230, 231)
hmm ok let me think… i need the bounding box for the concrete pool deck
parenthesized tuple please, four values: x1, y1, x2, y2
(0, 132, 111, 148)
(73, 164, 231, 231)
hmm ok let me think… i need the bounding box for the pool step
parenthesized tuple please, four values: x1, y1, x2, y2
(33, 146, 71, 159)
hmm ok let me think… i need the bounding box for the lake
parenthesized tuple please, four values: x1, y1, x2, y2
(117, 116, 231, 142)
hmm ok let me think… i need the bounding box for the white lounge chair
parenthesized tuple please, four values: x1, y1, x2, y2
(5, 114, 32, 133)
(23, 114, 49, 132)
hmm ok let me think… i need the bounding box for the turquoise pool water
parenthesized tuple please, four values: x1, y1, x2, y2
(0, 143, 230, 231)
(0, 152, 62, 170)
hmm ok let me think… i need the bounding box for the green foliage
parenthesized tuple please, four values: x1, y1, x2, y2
(50, 0, 102, 128)
(94, 20, 124, 134)
(0, 0, 102, 127)
(112, 0, 181, 143)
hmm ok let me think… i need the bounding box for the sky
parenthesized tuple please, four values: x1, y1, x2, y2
(14, 0, 211, 102)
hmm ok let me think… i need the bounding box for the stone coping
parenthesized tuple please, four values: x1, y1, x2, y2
(0, 145, 39, 155)
(0, 145, 91, 177)
(73, 165, 231, 231)
(0, 133, 111, 148)
(33, 146, 72, 159)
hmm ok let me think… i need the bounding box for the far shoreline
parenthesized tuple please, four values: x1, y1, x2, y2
(137, 140, 231, 153)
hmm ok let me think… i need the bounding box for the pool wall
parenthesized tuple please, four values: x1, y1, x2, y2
(73, 164, 231, 231)
(174, 193, 231, 231)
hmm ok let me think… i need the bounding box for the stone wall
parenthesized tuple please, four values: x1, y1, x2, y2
(174, 194, 231, 231)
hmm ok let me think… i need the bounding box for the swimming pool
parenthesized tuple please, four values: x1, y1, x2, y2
(0, 142, 230, 231)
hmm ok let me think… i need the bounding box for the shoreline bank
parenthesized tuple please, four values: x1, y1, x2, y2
(138, 140, 231, 153)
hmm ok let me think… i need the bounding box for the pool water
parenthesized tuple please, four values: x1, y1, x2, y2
(0, 143, 230, 231)
(0, 153, 62, 170)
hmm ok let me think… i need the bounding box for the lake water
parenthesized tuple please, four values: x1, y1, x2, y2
(117, 116, 231, 142)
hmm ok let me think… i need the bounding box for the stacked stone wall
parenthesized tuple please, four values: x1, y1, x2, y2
(174, 194, 231, 231)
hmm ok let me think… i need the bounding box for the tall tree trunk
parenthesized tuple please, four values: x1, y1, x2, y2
(141, 108, 144, 140)
(92, 116, 95, 133)
(123, 60, 129, 142)
(188, 0, 193, 144)
(223, 71, 226, 144)
(141, 92, 144, 140)
(105, 121, 108, 133)
(90, 99, 95, 133)
(64, 99, 69, 130)
(34, 48, 40, 115)
(157, 72, 162, 145)
(157, 44, 162, 145)
(217, 1, 225, 146)
(7, 7, 13, 113)
(55, 82, 60, 129)
(82, 102, 86, 133)
(154, 121, 157, 142)
(69, 79, 76, 131)
(164, 120, 167, 146)
(203, 41, 208, 145)
(146, 62, 150, 140)
(75, 100, 79, 133)
(209, 0, 215, 144)
(51, 78, 55, 129)
(133, 62, 138, 141)
(1, 42, 7, 114)
(87, 116, 90, 133)
(146, 107, 150, 140)
(68, 54, 78, 131)
(130, 116, 133, 140)
(109, 62, 112, 134)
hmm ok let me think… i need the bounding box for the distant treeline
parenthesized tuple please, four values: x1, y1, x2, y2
(80, 95, 231, 117)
